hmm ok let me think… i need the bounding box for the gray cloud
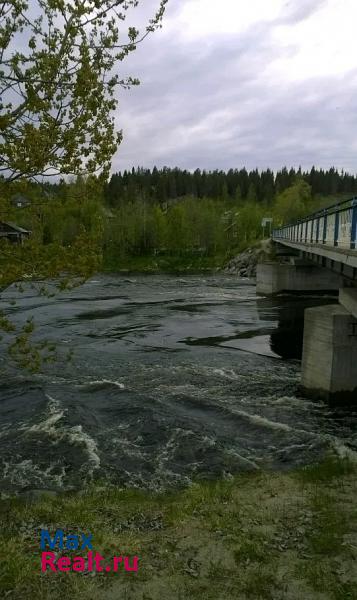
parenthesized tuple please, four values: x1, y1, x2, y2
(279, 0, 327, 24)
(112, 1, 357, 174)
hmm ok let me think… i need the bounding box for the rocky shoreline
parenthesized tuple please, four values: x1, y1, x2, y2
(224, 240, 273, 278)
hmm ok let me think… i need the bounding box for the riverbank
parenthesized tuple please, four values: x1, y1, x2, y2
(224, 239, 275, 278)
(1, 456, 356, 600)
(102, 253, 229, 274)
(102, 240, 273, 275)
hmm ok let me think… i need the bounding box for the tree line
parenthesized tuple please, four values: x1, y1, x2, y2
(104, 166, 357, 206)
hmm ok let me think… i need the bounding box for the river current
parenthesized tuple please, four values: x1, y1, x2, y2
(0, 274, 356, 495)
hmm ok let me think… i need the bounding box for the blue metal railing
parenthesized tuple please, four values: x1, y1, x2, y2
(273, 197, 357, 250)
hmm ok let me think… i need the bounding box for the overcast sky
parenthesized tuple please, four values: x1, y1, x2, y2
(114, 0, 357, 174)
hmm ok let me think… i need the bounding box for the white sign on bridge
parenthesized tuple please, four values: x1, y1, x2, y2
(261, 217, 273, 237)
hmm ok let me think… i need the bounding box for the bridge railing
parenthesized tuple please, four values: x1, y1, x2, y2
(272, 197, 357, 250)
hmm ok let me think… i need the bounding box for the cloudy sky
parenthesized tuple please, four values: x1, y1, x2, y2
(114, 0, 357, 174)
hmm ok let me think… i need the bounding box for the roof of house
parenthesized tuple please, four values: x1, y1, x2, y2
(0, 221, 31, 234)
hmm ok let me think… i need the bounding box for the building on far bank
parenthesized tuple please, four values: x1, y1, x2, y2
(10, 193, 31, 209)
(0, 222, 31, 244)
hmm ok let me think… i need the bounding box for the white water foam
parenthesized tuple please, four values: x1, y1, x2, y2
(225, 449, 260, 470)
(3, 459, 67, 488)
(27, 395, 65, 434)
(22, 394, 101, 475)
(229, 407, 357, 462)
(65, 425, 101, 473)
(331, 441, 357, 462)
(79, 379, 125, 390)
(275, 443, 311, 455)
(111, 435, 146, 460)
(155, 428, 195, 477)
(230, 408, 293, 433)
(211, 368, 240, 380)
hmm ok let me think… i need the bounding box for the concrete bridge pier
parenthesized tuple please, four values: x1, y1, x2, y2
(301, 294, 357, 402)
(257, 261, 357, 402)
(256, 260, 344, 295)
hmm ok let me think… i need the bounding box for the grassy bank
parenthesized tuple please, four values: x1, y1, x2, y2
(1, 457, 357, 599)
(102, 253, 231, 274)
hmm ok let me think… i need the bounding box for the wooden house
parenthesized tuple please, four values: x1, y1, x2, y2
(0, 222, 31, 244)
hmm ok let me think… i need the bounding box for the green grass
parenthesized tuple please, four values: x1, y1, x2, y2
(1, 457, 357, 599)
(295, 456, 356, 483)
(242, 567, 281, 599)
(102, 238, 273, 275)
(102, 252, 232, 274)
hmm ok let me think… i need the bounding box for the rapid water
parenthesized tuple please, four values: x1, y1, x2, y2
(0, 275, 356, 495)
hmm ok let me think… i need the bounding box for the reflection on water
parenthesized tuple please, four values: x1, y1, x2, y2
(0, 275, 355, 495)
(256, 295, 337, 360)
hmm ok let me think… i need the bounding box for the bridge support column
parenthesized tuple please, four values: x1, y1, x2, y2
(257, 262, 343, 295)
(301, 304, 357, 402)
(339, 288, 357, 318)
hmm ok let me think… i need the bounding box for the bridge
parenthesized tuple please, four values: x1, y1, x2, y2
(273, 197, 357, 280)
(256, 197, 357, 403)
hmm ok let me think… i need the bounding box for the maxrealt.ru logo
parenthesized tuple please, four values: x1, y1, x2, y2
(40, 530, 138, 573)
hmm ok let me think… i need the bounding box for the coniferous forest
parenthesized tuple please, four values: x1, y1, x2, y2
(104, 166, 357, 205)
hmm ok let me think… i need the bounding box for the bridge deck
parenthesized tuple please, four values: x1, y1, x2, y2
(273, 197, 357, 279)
(275, 239, 357, 269)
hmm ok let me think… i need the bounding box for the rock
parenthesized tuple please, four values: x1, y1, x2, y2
(223, 240, 273, 278)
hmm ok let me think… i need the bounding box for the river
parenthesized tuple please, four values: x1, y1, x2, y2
(0, 274, 356, 495)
